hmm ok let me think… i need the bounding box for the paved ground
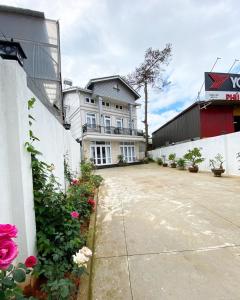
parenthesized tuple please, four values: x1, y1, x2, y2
(91, 164, 240, 300)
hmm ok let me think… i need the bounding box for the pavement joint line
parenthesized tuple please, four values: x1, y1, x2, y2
(120, 188, 134, 300)
(188, 198, 240, 230)
(94, 243, 240, 260)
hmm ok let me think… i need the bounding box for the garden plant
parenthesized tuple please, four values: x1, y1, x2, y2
(168, 153, 177, 168)
(209, 154, 225, 177)
(184, 147, 204, 173)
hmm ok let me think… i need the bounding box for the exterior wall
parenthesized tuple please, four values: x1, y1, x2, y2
(0, 59, 81, 261)
(152, 105, 201, 148)
(63, 89, 138, 140)
(149, 131, 240, 176)
(82, 140, 144, 164)
(90, 79, 136, 104)
(200, 106, 234, 138)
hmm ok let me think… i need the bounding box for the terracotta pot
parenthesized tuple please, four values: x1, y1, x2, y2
(163, 163, 168, 167)
(211, 168, 225, 177)
(170, 163, 177, 168)
(188, 165, 199, 173)
(178, 166, 185, 170)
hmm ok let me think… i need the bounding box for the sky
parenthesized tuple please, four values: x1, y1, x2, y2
(1, 0, 240, 133)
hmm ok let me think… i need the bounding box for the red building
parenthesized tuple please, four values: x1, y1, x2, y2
(152, 100, 240, 148)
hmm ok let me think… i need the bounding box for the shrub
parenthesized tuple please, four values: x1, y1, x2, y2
(81, 161, 95, 181)
(177, 158, 186, 169)
(157, 157, 163, 165)
(168, 153, 176, 163)
(209, 154, 224, 169)
(184, 147, 204, 167)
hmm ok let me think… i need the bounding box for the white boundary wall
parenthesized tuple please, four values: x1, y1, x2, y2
(0, 59, 81, 261)
(149, 132, 240, 176)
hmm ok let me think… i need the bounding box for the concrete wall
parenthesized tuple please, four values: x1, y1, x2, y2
(0, 58, 81, 261)
(149, 132, 240, 176)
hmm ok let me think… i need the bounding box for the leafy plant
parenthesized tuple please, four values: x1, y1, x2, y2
(168, 153, 176, 163)
(64, 155, 73, 184)
(177, 158, 186, 169)
(184, 147, 204, 167)
(117, 154, 124, 164)
(81, 161, 95, 181)
(209, 154, 224, 169)
(157, 157, 163, 165)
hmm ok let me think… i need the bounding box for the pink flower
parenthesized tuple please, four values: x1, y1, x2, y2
(0, 224, 18, 239)
(0, 238, 18, 270)
(71, 211, 80, 219)
(71, 179, 79, 186)
(25, 256, 37, 268)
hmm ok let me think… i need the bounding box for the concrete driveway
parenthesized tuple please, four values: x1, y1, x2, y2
(91, 164, 240, 300)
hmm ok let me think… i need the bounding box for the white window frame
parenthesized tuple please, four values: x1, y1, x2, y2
(86, 112, 96, 128)
(120, 142, 136, 163)
(90, 141, 112, 165)
(104, 116, 111, 134)
(116, 118, 123, 128)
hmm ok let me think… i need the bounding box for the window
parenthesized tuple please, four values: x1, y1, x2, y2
(102, 101, 110, 107)
(104, 116, 111, 134)
(86, 113, 96, 128)
(116, 105, 119, 109)
(85, 97, 95, 104)
(116, 118, 123, 128)
(119, 105, 123, 110)
(90, 141, 112, 165)
(106, 102, 110, 107)
(120, 142, 136, 163)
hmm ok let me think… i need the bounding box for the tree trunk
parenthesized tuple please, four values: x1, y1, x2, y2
(144, 81, 148, 157)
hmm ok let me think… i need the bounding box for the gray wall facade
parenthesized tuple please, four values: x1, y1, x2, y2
(91, 79, 136, 104)
(152, 105, 201, 148)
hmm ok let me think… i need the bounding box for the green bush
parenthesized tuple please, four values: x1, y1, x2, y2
(184, 147, 204, 167)
(168, 153, 176, 163)
(157, 157, 163, 165)
(81, 161, 95, 181)
(177, 158, 186, 169)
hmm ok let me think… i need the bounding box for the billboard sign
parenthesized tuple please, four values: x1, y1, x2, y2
(205, 72, 240, 100)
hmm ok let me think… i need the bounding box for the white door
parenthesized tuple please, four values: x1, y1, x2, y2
(90, 142, 112, 165)
(104, 116, 111, 133)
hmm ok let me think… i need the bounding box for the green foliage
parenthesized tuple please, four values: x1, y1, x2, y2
(177, 158, 186, 169)
(168, 153, 176, 162)
(209, 154, 224, 169)
(64, 155, 73, 184)
(25, 98, 98, 299)
(81, 161, 95, 181)
(157, 157, 163, 165)
(184, 147, 204, 167)
(0, 264, 35, 299)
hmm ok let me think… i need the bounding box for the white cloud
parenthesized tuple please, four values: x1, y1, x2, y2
(1, 0, 240, 133)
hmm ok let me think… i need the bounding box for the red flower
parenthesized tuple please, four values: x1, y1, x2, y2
(71, 179, 79, 186)
(87, 198, 95, 207)
(25, 256, 37, 268)
(0, 224, 18, 239)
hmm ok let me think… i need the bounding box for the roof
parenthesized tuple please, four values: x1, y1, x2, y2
(0, 5, 44, 18)
(86, 75, 141, 100)
(63, 86, 92, 94)
(152, 100, 240, 134)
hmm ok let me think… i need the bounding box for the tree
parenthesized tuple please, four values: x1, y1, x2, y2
(125, 44, 172, 156)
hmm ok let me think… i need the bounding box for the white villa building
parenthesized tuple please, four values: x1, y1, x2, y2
(63, 75, 145, 166)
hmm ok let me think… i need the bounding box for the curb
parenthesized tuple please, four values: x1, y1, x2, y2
(77, 189, 99, 300)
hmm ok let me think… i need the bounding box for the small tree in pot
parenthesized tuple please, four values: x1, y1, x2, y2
(157, 157, 163, 165)
(168, 153, 177, 168)
(162, 155, 168, 167)
(209, 154, 225, 177)
(184, 147, 204, 173)
(177, 158, 186, 170)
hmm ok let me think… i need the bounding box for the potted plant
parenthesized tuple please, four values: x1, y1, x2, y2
(168, 153, 177, 168)
(177, 158, 186, 170)
(162, 155, 168, 167)
(209, 154, 225, 177)
(184, 147, 204, 173)
(157, 157, 163, 166)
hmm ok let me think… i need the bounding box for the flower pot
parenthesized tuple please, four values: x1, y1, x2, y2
(188, 165, 199, 173)
(170, 163, 177, 168)
(211, 168, 225, 177)
(163, 163, 168, 167)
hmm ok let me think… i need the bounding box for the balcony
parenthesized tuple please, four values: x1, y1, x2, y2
(82, 124, 144, 137)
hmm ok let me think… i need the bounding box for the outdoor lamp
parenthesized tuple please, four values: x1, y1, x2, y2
(0, 39, 27, 67)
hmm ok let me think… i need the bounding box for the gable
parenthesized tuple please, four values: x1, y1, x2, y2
(89, 79, 137, 104)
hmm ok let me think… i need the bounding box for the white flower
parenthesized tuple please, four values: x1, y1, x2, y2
(80, 246, 92, 257)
